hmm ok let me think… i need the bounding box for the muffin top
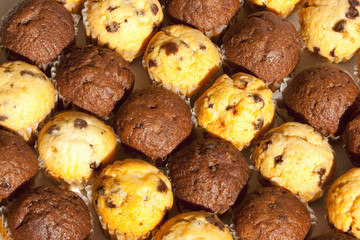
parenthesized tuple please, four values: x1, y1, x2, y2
(8, 185, 92, 240)
(55, 45, 134, 117)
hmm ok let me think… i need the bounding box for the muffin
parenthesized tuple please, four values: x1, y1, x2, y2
(143, 24, 221, 97)
(93, 159, 173, 240)
(326, 168, 360, 238)
(153, 211, 233, 240)
(222, 11, 301, 89)
(195, 73, 275, 150)
(58, 0, 84, 13)
(300, 0, 360, 63)
(82, 0, 163, 62)
(0, 130, 38, 201)
(345, 115, 360, 166)
(37, 111, 117, 187)
(114, 88, 193, 161)
(283, 65, 358, 137)
(169, 138, 250, 214)
(8, 185, 92, 240)
(247, 0, 302, 16)
(234, 187, 312, 240)
(165, 0, 241, 38)
(54, 45, 135, 117)
(0, 0, 75, 67)
(253, 122, 334, 202)
(312, 232, 357, 240)
(0, 61, 56, 141)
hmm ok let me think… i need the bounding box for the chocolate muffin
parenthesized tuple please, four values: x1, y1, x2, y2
(55, 45, 135, 117)
(0, 130, 38, 201)
(222, 11, 301, 89)
(8, 185, 92, 240)
(283, 65, 358, 137)
(345, 115, 360, 166)
(0, 0, 75, 66)
(169, 138, 250, 214)
(165, 0, 241, 38)
(114, 88, 193, 161)
(234, 187, 312, 240)
(312, 232, 357, 240)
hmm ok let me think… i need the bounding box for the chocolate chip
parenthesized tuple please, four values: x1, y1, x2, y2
(330, 48, 336, 57)
(263, 140, 272, 151)
(333, 20, 346, 32)
(180, 40, 189, 48)
(226, 106, 234, 111)
(162, 42, 179, 56)
(233, 109, 238, 115)
(20, 70, 35, 77)
(252, 118, 264, 130)
(105, 198, 116, 208)
(199, 44, 206, 50)
(106, 22, 119, 32)
(96, 186, 105, 196)
(10, 84, 13, 88)
(0, 115, 8, 121)
(4, 69, 12, 73)
(150, 4, 159, 15)
(205, 216, 225, 231)
(47, 125, 60, 135)
(157, 179, 168, 193)
(148, 59, 157, 68)
(0, 181, 11, 189)
(274, 155, 283, 164)
(316, 168, 326, 186)
(346, 6, 359, 18)
(148, 46, 154, 53)
(108, 5, 118, 11)
(136, 10, 145, 16)
(349, 0, 360, 6)
(74, 119, 88, 129)
(313, 47, 320, 54)
(251, 94, 265, 108)
(139, 222, 143, 226)
(208, 103, 213, 108)
(90, 162, 101, 170)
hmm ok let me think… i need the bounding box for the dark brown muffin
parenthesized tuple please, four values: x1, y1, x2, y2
(283, 65, 358, 136)
(0, 130, 38, 201)
(312, 232, 357, 240)
(345, 115, 360, 166)
(55, 45, 134, 117)
(8, 185, 92, 240)
(165, 0, 240, 38)
(234, 187, 311, 240)
(169, 138, 250, 214)
(0, 0, 75, 66)
(114, 88, 193, 160)
(222, 11, 301, 89)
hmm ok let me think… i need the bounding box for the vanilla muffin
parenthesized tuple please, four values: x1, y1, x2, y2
(253, 122, 334, 201)
(248, 0, 302, 16)
(37, 111, 117, 187)
(153, 211, 233, 240)
(0, 61, 55, 141)
(300, 0, 360, 62)
(326, 168, 360, 238)
(143, 24, 221, 96)
(93, 159, 173, 240)
(83, 0, 163, 62)
(195, 73, 274, 150)
(58, 0, 84, 13)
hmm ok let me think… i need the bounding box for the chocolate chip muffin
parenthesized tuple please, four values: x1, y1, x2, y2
(169, 138, 250, 214)
(0, 130, 38, 201)
(165, 0, 241, 38)
(55, 45, 134, 117)
(312, 232, 357, 240)
(345, 115, 360, 166)
(8, 185, 92, 240)
(234, 187, 312, 240)
(114, 88, 193, 161)
(283, 65, 358, 137)
(1, 0, 75, 67)
(223, 11, 301, 89)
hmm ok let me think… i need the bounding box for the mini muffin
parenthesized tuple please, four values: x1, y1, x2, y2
(247, 0, 302, 16)
(312, 232, 357, 240)
(0, 61, 55, 141)
(114, 88, 193, 161)
(253, 122, 334, 202)
(55, 45, 135, 117)
(37, 111, 117, 187)
(283, 65, 358, 137)
(165, 0, 241, 38)
(143, 24, 221, 96)
(93, 159, 173, 240)
(82, 0, 163, 62)
(326, 168, 360, 238)
(0, 130, 38, 201)
(234, 187, 312, 240)
(8, 185, 92, 240)
(223, 11, 301, 89)
(345, 115, 360, 166)
(195, 73, 274, 150)
(1, 0, 75, 67)
(58, 0, 84, 13)
(300, 0, 360, 63)
(153, 211, 233, 240)
(169, 138, 250, 214)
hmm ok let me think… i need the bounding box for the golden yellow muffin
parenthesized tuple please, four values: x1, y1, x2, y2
(153, 211, 233, 240)
(195, 73, 274, 150)
(37, 111, 117, 187)
(300, 0, 360, 63)
(253, 122, 334, 202)
(249, 0, 302, 16)
(93, 159, 173, 240)
(83, 0, 163, 62)
(326, 168, 360, 238)
(0, 61, 55, 141)
(143, 25, 221, 97)
(58, 0, 84, 13)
